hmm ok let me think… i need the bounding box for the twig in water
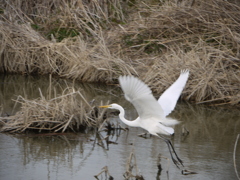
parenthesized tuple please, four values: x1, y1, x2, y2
(94, 166, 114, 180)
(156, 154, 162, 180)
(123, 149, 144, 180)
(181, 125, 189, 136)
(157, 154, 170, 180)
(233, 134, 240, 180)
(181, 169, 198, 175)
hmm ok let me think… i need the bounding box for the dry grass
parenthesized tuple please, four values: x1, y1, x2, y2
(0, 0, 135, 82)
(115, 0, 240, 104)
(0, 21, 134, 82)
(0, 0, 240, 105)
(0, 87, 106, 133)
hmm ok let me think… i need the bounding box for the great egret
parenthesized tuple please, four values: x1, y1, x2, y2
(100, 69, 189, 167)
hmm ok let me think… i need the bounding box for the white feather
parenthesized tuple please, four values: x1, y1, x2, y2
(158, 69, 189, 117)
(119, 75, 165, 119)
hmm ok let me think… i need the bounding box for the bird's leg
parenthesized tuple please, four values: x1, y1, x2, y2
(165, 139, 184, 166)
(164, 139, 180, 168)
(158, 136, 183, 168)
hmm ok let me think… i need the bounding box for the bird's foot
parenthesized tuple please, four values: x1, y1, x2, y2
(172, 157, 181, 169)
(172, 151, 184, 167)
(177, 157, 184, 167)
(172, 157, 184, 169)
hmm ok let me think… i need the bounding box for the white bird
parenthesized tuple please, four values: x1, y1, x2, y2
(100, 69, 189, 167)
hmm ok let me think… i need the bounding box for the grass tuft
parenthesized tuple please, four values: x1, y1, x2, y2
(0, 87, 106, 133)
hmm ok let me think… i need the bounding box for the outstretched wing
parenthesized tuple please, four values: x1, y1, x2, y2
(158, 69, 189, 117)
(119, 75, 164, 120)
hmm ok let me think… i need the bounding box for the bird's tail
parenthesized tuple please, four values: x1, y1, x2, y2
(160, 117, 180, 127)
(157, 123, 175, 135)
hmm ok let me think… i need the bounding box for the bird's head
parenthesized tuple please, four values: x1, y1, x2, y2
(99, 103, 121, 110)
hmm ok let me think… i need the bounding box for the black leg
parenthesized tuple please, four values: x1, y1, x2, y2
(166, 139, 184, 166)
(158, 135, 184, 168)
(164, 139, 180, 168)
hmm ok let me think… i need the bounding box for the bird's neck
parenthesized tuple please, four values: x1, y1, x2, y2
(118, 106, 139, 127)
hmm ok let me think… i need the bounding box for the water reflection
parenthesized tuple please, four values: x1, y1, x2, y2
(0, 75, 240, 180)
(0, 74, 120, 116)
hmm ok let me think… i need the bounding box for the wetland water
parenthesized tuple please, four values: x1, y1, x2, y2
(0, 75, 240, 180)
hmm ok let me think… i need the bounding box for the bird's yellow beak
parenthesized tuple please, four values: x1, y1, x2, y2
(99, 105, 110, 108)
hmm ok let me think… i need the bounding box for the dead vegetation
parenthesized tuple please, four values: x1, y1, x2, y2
(0, 0, 240, 105)
(0, 0, 135, 82)
(94, 150, 145, 180)
(0, 87, 106, 133)
(118, 0, 240, 104)
(123, 150, 145, 180)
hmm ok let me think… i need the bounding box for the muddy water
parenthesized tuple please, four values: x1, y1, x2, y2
(0, 75, 240, 180)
